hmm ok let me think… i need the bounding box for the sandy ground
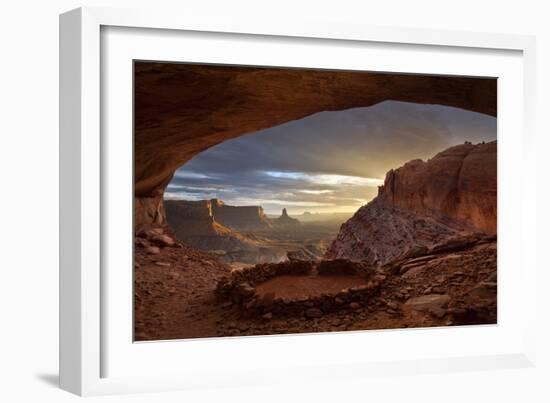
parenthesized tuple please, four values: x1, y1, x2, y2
(134, 234, 496, 341)
(254, 274, 367, 299)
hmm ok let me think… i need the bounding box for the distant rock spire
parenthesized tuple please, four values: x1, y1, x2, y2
(274, 208, 300, 227)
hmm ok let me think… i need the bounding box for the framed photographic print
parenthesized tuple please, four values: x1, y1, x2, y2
(60, 7, 537, 396)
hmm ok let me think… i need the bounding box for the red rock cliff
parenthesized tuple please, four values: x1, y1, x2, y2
(164, 199, 256, 253)
(210, 199, 272, 230)
(134, 63, 497, 229)
(380, 141, 496, 234)
(325, 141, 496, 265)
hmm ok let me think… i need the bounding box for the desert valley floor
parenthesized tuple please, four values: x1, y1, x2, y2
(134, 141, 497, 340)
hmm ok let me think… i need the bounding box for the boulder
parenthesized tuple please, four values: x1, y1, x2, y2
(464, 280, 497, 305)
(304, 308, 324, 319)
(145, 246, 160, 255)
(236, 282, 256, 298)
(259, 292, 276, 306)
(403, 294, 451, 318)
(151, 234, 176, 247)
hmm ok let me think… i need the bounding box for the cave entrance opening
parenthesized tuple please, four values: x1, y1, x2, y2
(132, 62, 498, 341)
(160, 102, 496, 269)
(133, 62, 497, 234)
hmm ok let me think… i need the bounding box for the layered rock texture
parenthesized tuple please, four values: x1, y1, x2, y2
(210, 199, 272, 230)
(165, 198, 337, 266)
(134, 63, 496, 229)
(165, 199, 256, 253)
(136, 142, 498, 340)
(326, 141, 496, 265)
(382, 141, 496, 234)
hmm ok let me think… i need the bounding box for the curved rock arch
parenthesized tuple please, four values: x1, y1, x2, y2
(134, 62, 496, 229)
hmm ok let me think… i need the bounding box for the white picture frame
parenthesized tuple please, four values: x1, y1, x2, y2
(59, 6, 537, 396)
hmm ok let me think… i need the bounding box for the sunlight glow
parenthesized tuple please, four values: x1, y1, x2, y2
(264, 171, 383, 186)
(298, 189, 334, 195)
(231, 198, 335, 207)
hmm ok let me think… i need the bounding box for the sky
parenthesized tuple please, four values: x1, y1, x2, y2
(165, 101, 497, 215)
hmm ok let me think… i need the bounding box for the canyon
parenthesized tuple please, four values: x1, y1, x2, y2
(164, 199, 256, 255)
(133, 62, 496, 229)
(135, 141, 497, 340)
(165, 199, 337, 267)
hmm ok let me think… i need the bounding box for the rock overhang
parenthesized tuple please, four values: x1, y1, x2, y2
(134, 62, 497, 228)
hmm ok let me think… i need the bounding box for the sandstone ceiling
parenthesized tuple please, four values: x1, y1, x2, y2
(134, 62, 497, 200)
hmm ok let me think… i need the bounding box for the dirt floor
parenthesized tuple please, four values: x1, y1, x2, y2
(134, 229, 497, 341)
(254, 274, 368, 300)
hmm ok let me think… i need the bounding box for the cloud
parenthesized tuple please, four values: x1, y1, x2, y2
(298, 189, 334, 195)
(166, 101, 496, 214)
(173, 171, 216, 180)
(264, 171, 383, 187)
(230, 198, 335, 207)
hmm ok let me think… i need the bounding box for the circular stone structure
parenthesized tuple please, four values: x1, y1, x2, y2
(215, 259, 387, 318)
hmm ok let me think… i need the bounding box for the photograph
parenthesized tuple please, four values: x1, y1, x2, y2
(1, 0, 545, 399)
(133, 62, 497, 341)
